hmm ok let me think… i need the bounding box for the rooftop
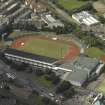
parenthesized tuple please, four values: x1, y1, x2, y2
(60, 55, 99, 73)
(4, 48, 58, 64)
(72, 11, 99, 26)
(60, 56, 100, 86)
(64, 70, 88, 85)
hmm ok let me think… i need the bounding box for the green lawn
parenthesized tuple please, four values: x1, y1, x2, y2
(85, 47, 105, 59)
(96, 79, 105, 93)
(31, 75, 53, 89)
(30, 94, 43, 105)
(18, 38, 69, 59)
(57, 0, 87, 10)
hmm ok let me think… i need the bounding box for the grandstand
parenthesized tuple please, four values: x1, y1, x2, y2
(4, 48, 58, 69)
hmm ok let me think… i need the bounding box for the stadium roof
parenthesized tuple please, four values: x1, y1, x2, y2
(63, 70, 88, 86)
(4, 48, 58, 64)
(60, 55, 100, 86)
(60, 55, 99, 73)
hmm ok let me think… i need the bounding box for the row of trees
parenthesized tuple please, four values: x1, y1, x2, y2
(12, 20, 75, 35)
(73, 27, 105, 53)
(74, 28, 102, 47)
(50, 0, 94, 15)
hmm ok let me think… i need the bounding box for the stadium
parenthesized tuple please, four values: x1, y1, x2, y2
(10, 35, 80, 61)
(4, 35, 104, 87)
(4, 35, 80, 71)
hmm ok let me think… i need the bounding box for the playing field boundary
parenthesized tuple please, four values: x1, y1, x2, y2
(11, 35, 80, 61)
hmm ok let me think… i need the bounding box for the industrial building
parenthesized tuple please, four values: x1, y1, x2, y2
(41, 14, 64, 29)
(72, 11, 100, 26)
(4, 48, 104, 87)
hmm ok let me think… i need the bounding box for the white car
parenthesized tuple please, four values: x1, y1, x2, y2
(49, 93, 54, 97)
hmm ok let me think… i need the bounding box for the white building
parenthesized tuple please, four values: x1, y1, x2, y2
(41, 14, 64, 29)
(72, 11, 99, 26)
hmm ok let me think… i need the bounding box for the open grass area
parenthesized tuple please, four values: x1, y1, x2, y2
(85, 47, 105, 59)
(31, 75, 53, 89)
(30, 94, 43, 105)
(17, 38, 69, 59)
(96, 77, 105, 93)
(57, 0, 87, 10)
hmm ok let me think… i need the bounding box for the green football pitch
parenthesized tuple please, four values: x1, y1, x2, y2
(57, 0, 87, 10)
(17, 38, 70, 59)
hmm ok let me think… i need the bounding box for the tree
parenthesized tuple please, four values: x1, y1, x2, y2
(42, 97, 58, 105)
(42, 97, 50, 104)
(45, 72, 60, 85)
(56, 81, 72, 93)
(63, 88, 75, 99)
(83, 35, 97, 47)
(99, 16, 105, 24)
(45, 69, 52, 75)
(35, 69, 44, 76)
(52, 75, 60, 85)
(32, 89, 39, 95)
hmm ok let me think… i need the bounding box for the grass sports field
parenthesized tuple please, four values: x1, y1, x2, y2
(11, 35, 80, 60)
(19, 39, 69, 59)
(57, 0, 87, 10)
(11, 36, 70, 59)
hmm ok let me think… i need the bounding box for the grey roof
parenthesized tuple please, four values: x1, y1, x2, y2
(60, 56, 100, 86)
(60, 56, 99, 73)
(65, 70, 88, 85)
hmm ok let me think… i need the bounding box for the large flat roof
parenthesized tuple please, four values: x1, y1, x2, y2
(60, 55, 100, 86)
(72, 11, 99, 26)
(60, 55, 99, 73)
(63, 70, 88, 86)
(4, 48, 58, 64)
